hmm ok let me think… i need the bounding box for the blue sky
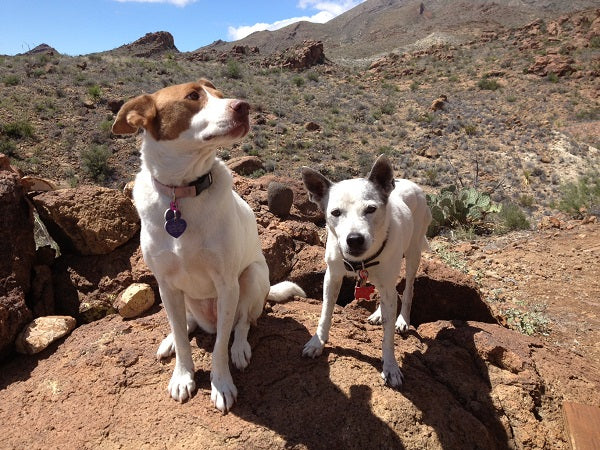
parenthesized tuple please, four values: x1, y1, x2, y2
(1, 0, 365, 56)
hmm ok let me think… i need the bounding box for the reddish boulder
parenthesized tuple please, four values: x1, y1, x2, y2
(33, 186, 140, 255)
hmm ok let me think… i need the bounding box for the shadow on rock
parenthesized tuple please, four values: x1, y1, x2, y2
(400, 321, 512, 449)
(233, 313, 405, 449)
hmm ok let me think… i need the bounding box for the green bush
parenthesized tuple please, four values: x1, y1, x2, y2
(223, 59, 242, 79)
(81, 145, 112, 182)
(493, 201, 530, 234)
(558, 171, 600, 217)
(0, 139, 17, 156)
(2, 75, 20, 86)
(477, 77, 500, 91)
(292, 75, 305, 87)
(88, 85, 102, 101)
(2, 120, 34, 139)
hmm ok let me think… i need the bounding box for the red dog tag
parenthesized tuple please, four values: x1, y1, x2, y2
(354, 284, 375, 301)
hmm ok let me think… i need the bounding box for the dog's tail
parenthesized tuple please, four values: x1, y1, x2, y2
(267, 281, 306, 302)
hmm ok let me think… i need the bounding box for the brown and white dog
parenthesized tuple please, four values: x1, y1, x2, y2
(112, 79, 304, 413)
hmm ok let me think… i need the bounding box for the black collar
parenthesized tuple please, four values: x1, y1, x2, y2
(343, 238, 388, 272)
(152, 171, 213, 199)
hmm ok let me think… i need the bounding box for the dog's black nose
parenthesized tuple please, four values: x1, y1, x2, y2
(230, 100, 250, 118)
(346, 233, 365, 250)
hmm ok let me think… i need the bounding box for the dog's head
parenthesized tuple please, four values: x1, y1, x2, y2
(112, 79, 249, 149)
(302, 155, 395, 260)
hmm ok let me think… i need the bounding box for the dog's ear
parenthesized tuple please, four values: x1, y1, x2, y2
(301, 167, 331, 211)
(112, 94, 157, 135)
(367, 154, 395, 198)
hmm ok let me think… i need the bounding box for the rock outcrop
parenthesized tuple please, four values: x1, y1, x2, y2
(262, 40, 326, 70)
(0, 160, 35, 359)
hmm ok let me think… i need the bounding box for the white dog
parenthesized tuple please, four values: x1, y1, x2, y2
(112, 79, 304, 413)
(301, 155, 431, 387)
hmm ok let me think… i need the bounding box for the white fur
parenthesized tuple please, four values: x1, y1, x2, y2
(117, 83, 304, 413)
(302, 156, 431, 387)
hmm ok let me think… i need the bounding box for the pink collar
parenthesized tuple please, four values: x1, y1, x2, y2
(152, 172, 213, 199)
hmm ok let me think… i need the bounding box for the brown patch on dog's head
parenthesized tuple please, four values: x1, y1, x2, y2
(112, 79, 221, 141)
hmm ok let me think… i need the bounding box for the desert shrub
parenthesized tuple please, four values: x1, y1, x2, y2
(380, 102, 395, 115)
(3, 75, 20, 86)
(81, 145, 112, 182)
(547, 72, 559, 83)
(493, 201, 530, 234)
(292, 75, 304, 87)
(0, 139, 17, 156)
(427, 185, 502, 237)
(223, 59, 242, 79)
(477, 77, 500, 91)
(502, 304, 550, 336)
(2, 120, 34, 139)
(87, 84, 102, 102)
(307, 72, 319, 82)
(558, 171, 600, 217)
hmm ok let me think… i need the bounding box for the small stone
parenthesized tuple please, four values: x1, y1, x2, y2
(305, 121, 321, 132)
(115, 283, 155, 319)
(267, 182, 294, 217)
(15, 316, 76, 355)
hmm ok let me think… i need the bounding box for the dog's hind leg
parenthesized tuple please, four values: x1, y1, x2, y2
(396, 236, 424, 333)
(157, 310, 198, 359)
(231, 261, 270, 370)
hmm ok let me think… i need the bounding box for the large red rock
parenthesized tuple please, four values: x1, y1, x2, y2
(32, 186, 140, 255)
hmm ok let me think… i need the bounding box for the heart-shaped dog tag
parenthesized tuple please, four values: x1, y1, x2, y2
(165, 217, 187, 238)
(164, 208, 182, 222)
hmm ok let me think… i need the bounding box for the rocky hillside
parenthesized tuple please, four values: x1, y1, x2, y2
(206, 0, 600, 60)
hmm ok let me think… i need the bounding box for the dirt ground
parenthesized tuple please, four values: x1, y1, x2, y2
(0, 222, 598, 449)
(447, 219, 600, 365)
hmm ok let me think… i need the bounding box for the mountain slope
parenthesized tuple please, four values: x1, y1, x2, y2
(204, 0, 600, 60)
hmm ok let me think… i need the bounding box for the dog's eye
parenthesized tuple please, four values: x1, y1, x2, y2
(185, 91, 200, 101)
(330, 209, 341, 217)
(365, 205, 377, 214)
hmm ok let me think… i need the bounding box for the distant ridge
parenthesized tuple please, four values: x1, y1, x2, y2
(107, 31, 178, 57)
(21, 44, 59, 56)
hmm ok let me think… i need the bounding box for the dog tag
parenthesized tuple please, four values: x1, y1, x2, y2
(165, 217, 187, 238)
(164, 208, 181, 221)
(355, 284, 375, 301)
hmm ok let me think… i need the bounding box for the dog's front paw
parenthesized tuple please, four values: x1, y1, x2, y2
(231, 339, 252, 370)
(168, 367, 196, 402)
(211, 373, 238, 413)
(157, 334, 175, 359)
(395, 315, 410, 334)
(367, 306, 382, 325)
(381, 360, 404, 389)
(302, 334, 325, 358)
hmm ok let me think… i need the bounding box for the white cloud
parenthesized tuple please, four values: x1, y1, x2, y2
(114, 0, 197, 7)
(228, 0, 364, 41)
